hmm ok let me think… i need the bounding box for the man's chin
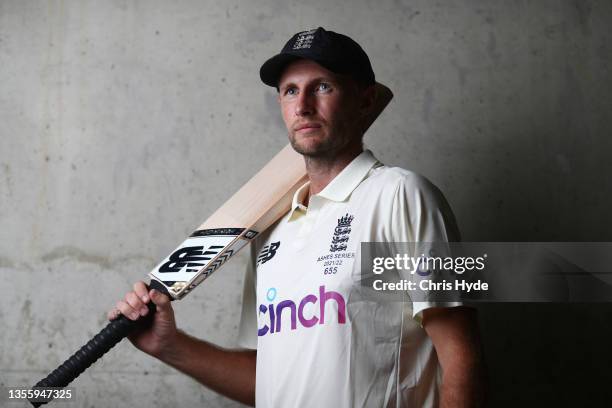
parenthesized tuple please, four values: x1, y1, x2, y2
(289, 139, 331, 157)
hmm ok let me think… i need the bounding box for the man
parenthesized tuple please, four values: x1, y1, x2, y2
(110, 27, 485, 407)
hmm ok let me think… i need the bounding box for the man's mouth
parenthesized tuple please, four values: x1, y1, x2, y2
(295, 123, 322, 132)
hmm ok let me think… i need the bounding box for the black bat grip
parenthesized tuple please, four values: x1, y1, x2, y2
(30, 280, 168, 407)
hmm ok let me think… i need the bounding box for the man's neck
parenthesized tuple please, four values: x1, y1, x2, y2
(304, 144, 363, 201)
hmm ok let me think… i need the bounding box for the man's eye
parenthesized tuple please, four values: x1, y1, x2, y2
(317, 83, 331, 92)
(284, 87, 297, 96)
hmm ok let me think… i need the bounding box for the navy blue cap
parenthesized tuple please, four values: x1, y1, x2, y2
(260, 27, 375, 88)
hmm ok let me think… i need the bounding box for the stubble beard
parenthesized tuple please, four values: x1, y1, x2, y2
(289, 130, 339, 158)
(288, 119, 357, 159)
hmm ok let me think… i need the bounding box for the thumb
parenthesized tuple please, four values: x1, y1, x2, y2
(149, 289, 174, 319)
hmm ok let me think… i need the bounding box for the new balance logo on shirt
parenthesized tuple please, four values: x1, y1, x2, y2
(258, 241, 281, 265)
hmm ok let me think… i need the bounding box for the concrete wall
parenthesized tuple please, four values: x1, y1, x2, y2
(1, 1, 611, 406)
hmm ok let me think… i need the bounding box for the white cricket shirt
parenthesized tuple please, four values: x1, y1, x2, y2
(237, 150, 461, 407)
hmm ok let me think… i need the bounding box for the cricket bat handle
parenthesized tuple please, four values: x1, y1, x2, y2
(30, 281, 166, 407)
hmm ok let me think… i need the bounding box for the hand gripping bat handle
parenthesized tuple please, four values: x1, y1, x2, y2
(30, 280, 168, 407)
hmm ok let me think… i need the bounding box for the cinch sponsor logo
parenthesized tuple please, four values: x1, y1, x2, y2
(257, 286, 346, 336)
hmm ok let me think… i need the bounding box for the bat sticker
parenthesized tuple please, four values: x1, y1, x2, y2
(149, 228, 258, 298)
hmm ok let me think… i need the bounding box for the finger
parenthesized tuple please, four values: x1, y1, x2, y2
(133, 281, 149, 303)
(116, 299, 140, 321)
(107, 308, 121, 321)
(126, 292, 148, 316)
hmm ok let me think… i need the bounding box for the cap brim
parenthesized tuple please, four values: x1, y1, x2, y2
(259, 52, 374, 88)
(259, 53, 304, 88)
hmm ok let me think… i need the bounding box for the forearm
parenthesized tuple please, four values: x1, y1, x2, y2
(439, 354, 485, 408)
(423, 306, 486, 408)
(157, 330, 256, 406)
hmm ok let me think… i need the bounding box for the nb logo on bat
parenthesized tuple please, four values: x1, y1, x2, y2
(158, 245, 224, 273)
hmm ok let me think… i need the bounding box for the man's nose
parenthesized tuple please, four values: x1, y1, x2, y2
(295, 92, 315, 116)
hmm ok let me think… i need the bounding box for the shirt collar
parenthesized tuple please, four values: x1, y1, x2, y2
(318, 149, 380, 202)
(287, 149, 380, 221)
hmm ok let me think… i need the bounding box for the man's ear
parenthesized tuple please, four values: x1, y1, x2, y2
(359, 84, 376, 116)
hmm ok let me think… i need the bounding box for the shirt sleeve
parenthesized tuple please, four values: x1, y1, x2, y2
(388, 171, 463, 323)
(236, 243, 258, 350)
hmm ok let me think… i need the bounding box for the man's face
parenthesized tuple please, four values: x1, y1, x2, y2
(277, 59, 369, 158)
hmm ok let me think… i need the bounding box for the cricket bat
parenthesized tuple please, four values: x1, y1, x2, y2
(29, 82, 393, 406)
